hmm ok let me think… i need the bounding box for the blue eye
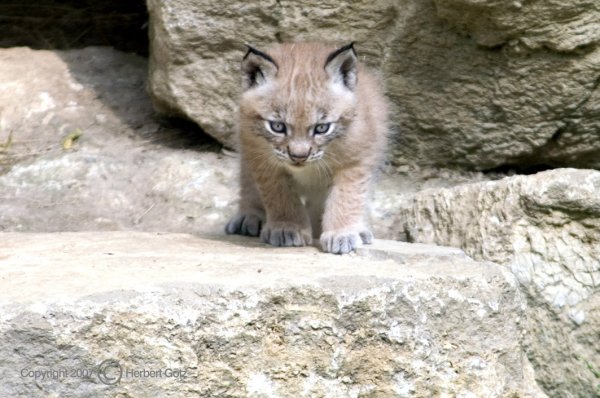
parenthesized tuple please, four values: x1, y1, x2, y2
(313, 123, 331, 135)
(269, 121, 287, 134)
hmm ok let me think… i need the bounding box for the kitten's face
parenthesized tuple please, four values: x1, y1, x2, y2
(248, 84, 356, 168)
(240, 43, 358, 168)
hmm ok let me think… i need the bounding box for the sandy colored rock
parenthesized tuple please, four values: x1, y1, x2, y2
(393, 169, 600, 397)
(388, 1, 600, 170)
(433, 0, 600, 52)
(0, 47, 233, 234)
(0, 232, 545, 397)
(147, 0, 600, 169)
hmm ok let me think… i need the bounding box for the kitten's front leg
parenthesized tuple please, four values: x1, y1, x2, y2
(255, 165, 312, 247)
(225, 156, 265, 237)
(320, 166, 373, 254)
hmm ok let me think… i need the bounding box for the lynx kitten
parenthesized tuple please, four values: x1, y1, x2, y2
(225, 42, 389, 254)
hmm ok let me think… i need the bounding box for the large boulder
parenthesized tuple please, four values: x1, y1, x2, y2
(147, 0, 600, 169)
(145, 0, 399, 148)
(393, 169, 600, 397)
(0, 232, 545, 397)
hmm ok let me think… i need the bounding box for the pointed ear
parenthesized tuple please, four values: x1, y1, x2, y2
(324, 43, 358, 91)
(241, 45, 278, 90)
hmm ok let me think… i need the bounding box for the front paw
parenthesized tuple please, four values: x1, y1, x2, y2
(260, 222, 311, 247)
(225, 213, 264, 237)
(320, 228, 373, 254)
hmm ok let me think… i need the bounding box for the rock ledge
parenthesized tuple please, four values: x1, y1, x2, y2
(0, 232, 544, 397)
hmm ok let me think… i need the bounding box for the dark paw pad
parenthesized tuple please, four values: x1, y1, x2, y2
(225, 214, 263, 237)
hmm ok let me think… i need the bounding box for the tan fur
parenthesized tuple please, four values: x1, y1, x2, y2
(226, 42, 389, 254)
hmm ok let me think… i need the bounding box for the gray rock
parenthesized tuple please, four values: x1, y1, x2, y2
(0, 232, 545, 397)
(147, 0, 600, 169)
(393, 168, 600, 397)
(389, 1, 600, 170)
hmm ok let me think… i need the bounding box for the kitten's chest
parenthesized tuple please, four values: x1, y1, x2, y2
(288, 164, 331, 195)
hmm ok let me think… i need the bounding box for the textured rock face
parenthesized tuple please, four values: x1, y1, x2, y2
(0, 232, 545, 397)
(433, 0, 600, 52)
(393, 169, 600, 397)
(147, 0, 600, 169)
(388, 2, 600, 170)
(0, 47, 232, 235)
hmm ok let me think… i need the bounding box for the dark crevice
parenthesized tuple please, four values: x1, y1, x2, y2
(480, 42, 506, 52)
(481, 124, 566, 176)
(0, 0, 149, 56)
(569, 41, 600, 56)
(550, 125, 565, 143)
(149, 117, 223, 153)
(482, 163, 556, 176)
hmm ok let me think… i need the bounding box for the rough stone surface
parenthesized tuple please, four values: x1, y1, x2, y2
(388, 1, 600, 170)
(0, 232, 545, 397)
(433, 0, 600, 52)
(0, 46, 231, 235)
(147, 0, 600, 170)
(393, 169, 600, 397)
(0, 46, 153, 165)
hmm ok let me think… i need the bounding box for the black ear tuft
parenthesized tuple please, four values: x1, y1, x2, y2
(324, 43, 358, 90)
(241, 45, 278, 90)
(325, 42, 356, 66)
(244, 45, 277, 66)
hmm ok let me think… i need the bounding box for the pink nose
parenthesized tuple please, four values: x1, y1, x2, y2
(288, 147, 311, 164)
